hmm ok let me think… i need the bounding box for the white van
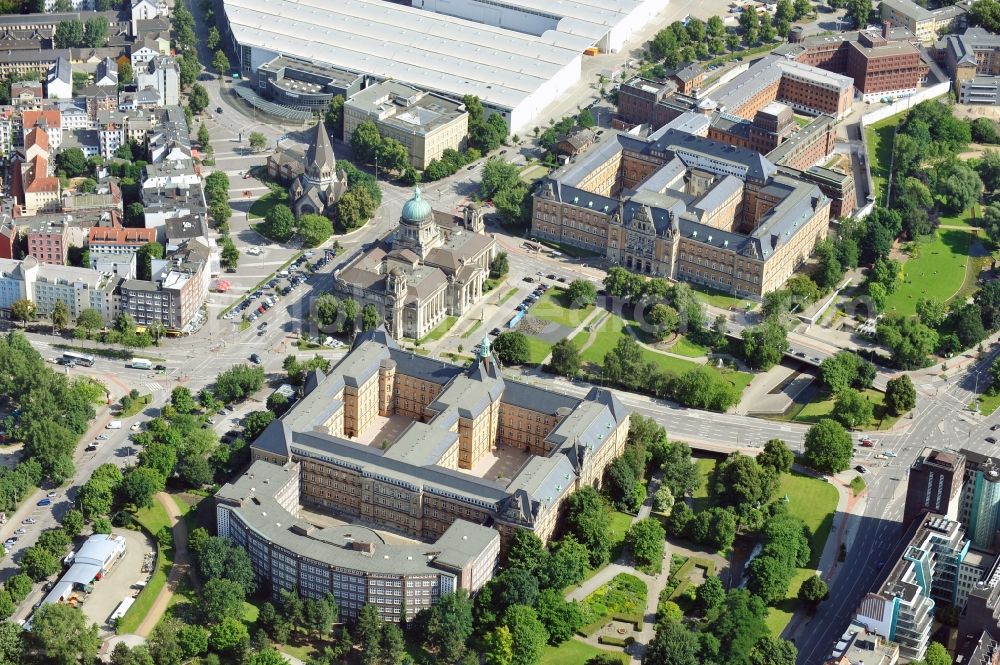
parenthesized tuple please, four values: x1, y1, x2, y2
(106, 420, 122, 430)
(129, 358, 152, 370)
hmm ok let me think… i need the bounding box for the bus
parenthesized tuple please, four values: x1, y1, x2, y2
(61, 351, 95, 367)
(129, 358, 152, 370)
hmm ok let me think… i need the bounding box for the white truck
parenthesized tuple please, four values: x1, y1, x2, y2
(129, 358, 152, 370)
(106, 420, 122, 430)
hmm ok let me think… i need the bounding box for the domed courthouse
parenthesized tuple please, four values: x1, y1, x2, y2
(333, 188, 496, 339)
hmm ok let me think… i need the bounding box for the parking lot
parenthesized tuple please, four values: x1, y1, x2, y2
(220, 249, 333, 326)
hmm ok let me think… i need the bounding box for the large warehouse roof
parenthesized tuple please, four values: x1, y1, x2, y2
(222, 0, 593, 112)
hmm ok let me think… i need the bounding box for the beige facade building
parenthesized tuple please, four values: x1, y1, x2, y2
(248, 330, 631, 549)
(334, 188, 495, 340)
(532, 115, 832, 299)
(880, 0, 965, 44)
(344, 81, 469, 170)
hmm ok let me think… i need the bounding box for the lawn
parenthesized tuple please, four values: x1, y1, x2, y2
(532, 288, 594, 328)
(524, 335, 554, 364)
(791, 387, 899, 431)
(540, 640, 627, 665)
(691, 457, 718, 513)
(776, 472, 839, 567)
(850, 476, 867, 496)
(499, 287, 520, 305)
(117, 500, 173, 634)
(937, 205, 980, 229)
(247, 187, 289, 220)
(460, 320, 482, 339)
(419, 316, 457, 343)
(883, 229, 973, 317)
(608, 510, 633, 558)
(688, 283, 753, 310)
(765, 567, 817, 636)
(520, 163, 550, 184)
(864, 114, 903, 205)
(120, 393, 152, 417)
(669, 335, 709, 358)
(975, 392, 1000, 416)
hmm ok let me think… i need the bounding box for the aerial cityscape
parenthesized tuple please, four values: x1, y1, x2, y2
(2, 0, 1000, 663)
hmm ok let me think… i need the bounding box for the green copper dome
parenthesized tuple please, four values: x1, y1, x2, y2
(401, 187, 432, 223)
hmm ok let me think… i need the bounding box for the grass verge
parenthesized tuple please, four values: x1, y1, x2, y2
(419, 316, 458, 344)
(975, 392, 1000, 416)
(246, 187, 289, 221)
(765, 567, 816, 636)
(120, 394, 152, 417)
(499, 287, 520, 305)
(850, 475, 867, 496)
(540, 640, 627, 665)
(461, 320, 483, 339)
(117, 500, 173, 634)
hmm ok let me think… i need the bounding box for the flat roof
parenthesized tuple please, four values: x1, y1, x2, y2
(222, 0, 594, 111)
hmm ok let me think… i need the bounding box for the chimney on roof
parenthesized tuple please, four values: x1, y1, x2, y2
(882, 20, 890, 39)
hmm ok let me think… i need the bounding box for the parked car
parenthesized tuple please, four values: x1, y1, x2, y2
(36, 499, 50, 507)
(249, 354, 262, 364)
(855, 465, 868, 474)
(154, 364, 167, 371)
(992, 424, 1000, 431)
(988, 437, 998, 444)
(22, 518, 36, 525)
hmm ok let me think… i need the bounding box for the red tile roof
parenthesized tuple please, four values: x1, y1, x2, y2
(87, 227, 156, 246)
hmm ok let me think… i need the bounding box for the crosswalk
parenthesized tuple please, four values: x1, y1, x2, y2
(144, 382, 164, 393)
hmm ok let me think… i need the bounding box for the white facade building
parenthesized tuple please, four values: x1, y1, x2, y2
(135, 56, 180, 107)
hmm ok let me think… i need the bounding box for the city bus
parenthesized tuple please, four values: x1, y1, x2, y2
(61, 351, 95, 367)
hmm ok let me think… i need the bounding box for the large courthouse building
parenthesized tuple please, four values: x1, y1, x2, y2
(531, 115, 833, 298)
(216, 331, 631, 618)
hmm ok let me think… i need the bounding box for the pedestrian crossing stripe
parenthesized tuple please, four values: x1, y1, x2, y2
(145, 382, 163, 392)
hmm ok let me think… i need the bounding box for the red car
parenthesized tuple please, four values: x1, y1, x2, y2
(860, 440, 875, 448)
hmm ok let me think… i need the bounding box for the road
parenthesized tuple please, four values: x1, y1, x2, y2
(792, 343, 1000, 663)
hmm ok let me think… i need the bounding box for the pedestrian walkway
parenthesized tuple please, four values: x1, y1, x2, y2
(135, 493, 197, 638)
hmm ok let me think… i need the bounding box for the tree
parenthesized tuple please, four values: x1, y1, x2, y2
(248, 131, 267, 153)
(261, 204, 295, 242)
(11, 299, 35, 325)
(221, 238, 240, 270)
(121, 466, 164, 509)
(194, 536, 256, 595)
(535, 589, 583, 646)
(336, 187, 376, 231)
(696, 576, 725, 614)
(76, 308, 104, 331)
(625, 518, 665, 568)
(202, 578, 246, 624)
(83, 16, 108, 47)
(54, 19, 84, 48)
(876, 315, 938, 369)
(507, 530, 546, 574)
(747, 553, 793, 604)
(126, 202, 145, 226)
(248, 648, 287, 665)
(954, 303, 987, 348)
(742, 320, 787, 370)
(924, 642, 952, 665)
(798, 574, 828, 611)
(490, 252, 509, 278)
(56, 147, 88, 177)
(845, 0, 872, 25)
(61, 508, 84, 537)
(713, 453, 778, 510)
(645, 620, 700, 665)
(758, 438, 793, 474)
(539, 338, 577, 377)
(361, 304, 380, 331)
(210, 616, 249, 653)
(171, 386, 197, 413)
(325, 95, 345, 136)
(659, 440, 701, 498)
(136, 242, 164, 281)
(485, 625, 514, 665)
(351, 120, 383, 165)
(50, 300, 70, 333)
(21, 546, 59, 580)
(916, 297, 947, 329)
(424, 590, 473, 661)
(26, 602, 100, 665)
(502, 605, 547, 665)
(212, 50, 230, 77)
(804, 419, 853, 473)
(564, 486, 612, 567)
(749, 636, 798, 665)
(653, 485, 674, 512)
(566, 279, 597, 306)
(493, 332, 531, 365)
(149, 619, 189, 665)
(832, 388, 874, 429)
(935, 160, 984, 214)
(188, 83, 209, 114)
(885, 375, 917, 416)
(647, 304, 680, 340)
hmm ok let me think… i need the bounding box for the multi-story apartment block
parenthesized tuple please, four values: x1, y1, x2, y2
(14, 125, 61, 216)
(216, 459, 501, 622)
(935, 28, 1000, 105)
(905, 447, 966, 525)
(881, 0, 965, 44)
(243, 330, 630, 556)
(45, 56, 72, 100)
(854, 515, 976, 661)
(135, 55, 179, 107)
(0, 256, 119, 321)
(22, 109, 61, 150)
(56, 100, 91, 132)
(87, 227, 156, 255)
(344, 81, 469, 170)
(825, 621, 900, 665)
(957, 450, 1000, 552)
(119, 246, 208, 332)
(25, 218, 69, 265)
(97, 109, 127, 159)
(0, 49, 71, 79)
(843, 28, 929, 101)
(0, 218, 15, 260)
(531, 116, 832, 298)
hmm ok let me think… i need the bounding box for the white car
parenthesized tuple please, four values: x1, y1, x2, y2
(130, 423, 141, 431)
(97, 434, 109, 440)
(885, 451, 897, 457)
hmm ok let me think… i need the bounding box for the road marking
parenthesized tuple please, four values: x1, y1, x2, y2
(145, 382, 164, 393)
